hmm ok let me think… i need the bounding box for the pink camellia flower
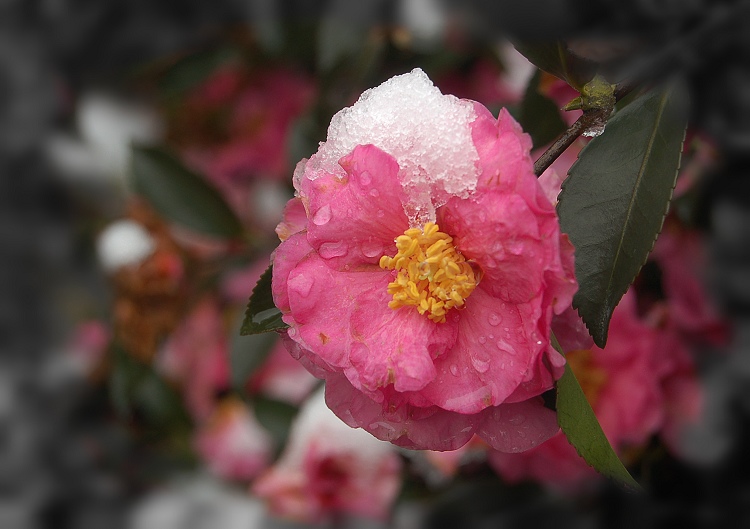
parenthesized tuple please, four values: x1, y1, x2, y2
(488, 291, 702, 491)
(159, 297, 230, 421)
(253, 389, 402, 523)
(271, 69, 578, 452)
(194, 397, 272, 482)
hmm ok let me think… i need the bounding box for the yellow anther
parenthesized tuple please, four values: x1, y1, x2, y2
(380, 223, 477, 323)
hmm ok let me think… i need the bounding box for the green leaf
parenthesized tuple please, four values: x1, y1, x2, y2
(517, 70, 568, 149)
(512, 40, 596, 91)
(131, 145, 243, 239)
(158, 47, 237, 99)
(253, 396, 299, 453)
(240, 264, 288, 335)
(230, 319, 279, 389)
(552, 334, 642, 490)
(557, 83, 688, 346)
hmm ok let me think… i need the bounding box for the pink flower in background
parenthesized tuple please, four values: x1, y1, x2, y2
(176, 64, 315, 183)
(650, 219, 728, 346)
(253, 389, 402, 523)
(159, 297, 230, 421)
(167, 64, 315, 228)
(66, 320, 110, 377)
(489, 292, 702, 490)
(272, 69, 577, 452)
(195, 397, 272, 481)
(248, 340, 319, 405)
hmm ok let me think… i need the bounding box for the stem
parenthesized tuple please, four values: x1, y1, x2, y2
(533, 83, 635, 177)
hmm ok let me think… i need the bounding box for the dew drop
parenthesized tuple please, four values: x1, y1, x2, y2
(312, 204, 332, 226)
(478, 336, 487, 345)
(488, 334, 494, 340)
(449, 364, 459, 377)
(376, 210, 385, 218)
(369, 188, 380, 198)
(319, 241, 348, 258)
(470, 352, 491, 373)
(360, 171, 372, 186)
(362, 239, 383, 258)
(488, 312, 502, 326)
(290, 275, 314, 297)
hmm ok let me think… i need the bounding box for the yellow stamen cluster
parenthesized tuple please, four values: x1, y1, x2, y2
(379, 222, 477, 323)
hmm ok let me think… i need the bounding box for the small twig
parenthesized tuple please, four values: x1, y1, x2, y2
(533, 107, 610, 176)
(533, 82, 636, 177)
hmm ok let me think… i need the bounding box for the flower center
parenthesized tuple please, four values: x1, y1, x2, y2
(379, 222, 477, 323)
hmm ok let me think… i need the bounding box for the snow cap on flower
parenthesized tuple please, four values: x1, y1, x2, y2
(274, 68, 577, 453)
(253, 388, 401, 522)
(97, 219, 156, 272)
(302, 68, 480, 224)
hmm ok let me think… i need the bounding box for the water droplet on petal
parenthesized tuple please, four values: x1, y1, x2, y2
(488, 312, 502, 326)
(369, 188, 380, 198)
(478, 336, 487, 345)
(361, 239, 383, 258)
(319, 241, 348, 259)
(312, 204, 332, 226)
(376, 210, 385, 218)
(360, 171, 372, 186)
(471, 351, 491, 373)
(290, 275, 314, 297)
(449, 364, 459, 377)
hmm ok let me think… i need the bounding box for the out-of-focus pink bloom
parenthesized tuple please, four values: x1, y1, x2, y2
(178, 65, 315, 183)
(248, 340, 319, 405)
(220, 259, 272, 306)
(253, 390, 402, 523)
(159, 297, 230, 421)
(490, 292, 703, 490)
(437, 58, 524, 109)
(170, 65, 314, 228)
(66, 320, 110, 377)
(650, 219, 729, 346)
(272, 69, 577, 452)
(194, 398, 272, 482)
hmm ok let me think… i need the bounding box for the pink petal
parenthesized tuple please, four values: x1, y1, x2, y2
(271, 231, 314, 313)
(439, 191, 546, 304)
(301, 144, 409, 269)
(285, 252, 456, 394)
(276, 197, 308, 241)
(476, 397, 559, 453)
(324, 373, 475, 451)
(420, 286, 545, 413)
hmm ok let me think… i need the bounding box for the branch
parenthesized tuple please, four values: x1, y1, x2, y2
(533, 83, 635, 177)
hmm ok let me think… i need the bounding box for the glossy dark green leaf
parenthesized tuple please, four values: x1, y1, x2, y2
(230, 321, 279, 389)
(552, 334, 642, 490)
(518, 70, 568, 149)
(131, 145, 243, 239)
(512, 40, 596, 91)
(558, 83, 688, 346)
(241, 264, 288, 335)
